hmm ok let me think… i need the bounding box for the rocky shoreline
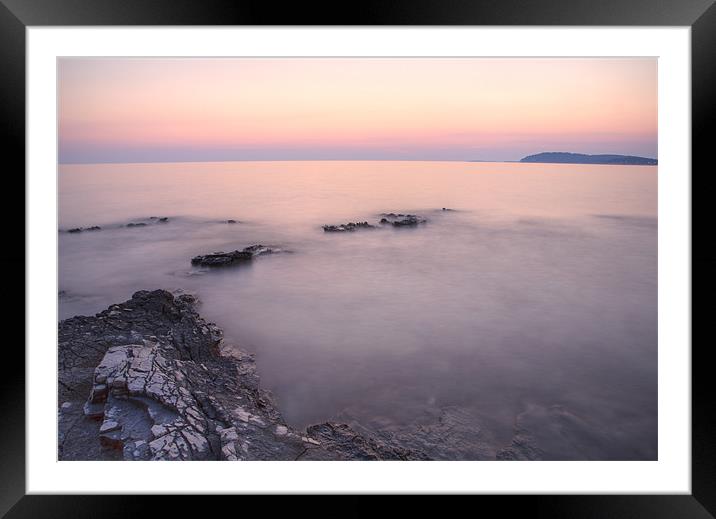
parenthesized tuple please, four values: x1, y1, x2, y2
(58, 289, 428, 460)
(57, 207, 563, 461)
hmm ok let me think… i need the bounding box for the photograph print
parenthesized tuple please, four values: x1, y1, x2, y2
(57, 57, 657, 461)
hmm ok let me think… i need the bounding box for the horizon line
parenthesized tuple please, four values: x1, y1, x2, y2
(58, 158, 516, 166)
(58, 156, 657, 166)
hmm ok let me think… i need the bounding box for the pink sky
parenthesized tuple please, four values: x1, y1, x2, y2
(58, 58, 657, 163)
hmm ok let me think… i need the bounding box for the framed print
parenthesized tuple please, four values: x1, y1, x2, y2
(3, 0, 713, 515)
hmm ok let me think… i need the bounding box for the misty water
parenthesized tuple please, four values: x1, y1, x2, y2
(58, 161, 657, 460)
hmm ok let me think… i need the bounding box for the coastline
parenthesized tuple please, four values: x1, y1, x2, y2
(58, 289, 604, 462)
(58, 289, 429, 461)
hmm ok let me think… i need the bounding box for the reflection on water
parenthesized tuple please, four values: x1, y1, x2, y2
(59, 161, 657, 459)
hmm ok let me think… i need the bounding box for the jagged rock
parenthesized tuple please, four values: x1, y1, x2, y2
(322, 222, 376, 233)
(84, 342, 215, 460)
(59, 290, 220, 370)
(379, 213, 427, 227)
(191, 245, 279, 267)
(59, 289, 423, 461)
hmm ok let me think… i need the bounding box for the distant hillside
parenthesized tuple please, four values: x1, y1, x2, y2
(520, 152, 657, 165)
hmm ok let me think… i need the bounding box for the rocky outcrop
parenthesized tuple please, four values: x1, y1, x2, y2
(379, 213, 427, 227)
(321, 213, 430, 233)
(191, 245, 279, 268)
(58, 289, 425, 461)
(322, 222, 376, 233)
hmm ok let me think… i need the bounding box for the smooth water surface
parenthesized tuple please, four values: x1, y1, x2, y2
(58, 161, 657, 459)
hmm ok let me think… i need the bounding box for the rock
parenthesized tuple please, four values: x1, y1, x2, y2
(242, 244, 277, 256)
(322, 222, 376, 233)
(191, 245, 279, 267)
(379, 213, 427, 227)
(226, 220, 237, 224)
(65, 226, 101, 233)
(191, 250, 253, 267)
(342, 407, 495, 460)
(495, 433, 544, 461)
(59, 289, 419, 461)
(64, 218, 172, 233)
(304, 423, 429, 460)
(495, 404, 628, 461)
(85, 343, 214, 460)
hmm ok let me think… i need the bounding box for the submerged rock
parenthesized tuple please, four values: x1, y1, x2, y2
(336, 406, 496, 461)
(65, 226, 102, 233)
(191, 245, 279, 267)
(127, 217, 170, 227)
(305, 423, 428, 460)
(62, 217, 171, 233)
(322, 221, 376, 233)
(494, 403, 643, 461)
(58, 289, 427, 461)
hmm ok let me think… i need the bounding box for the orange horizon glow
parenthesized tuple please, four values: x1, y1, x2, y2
(58, 58, 657, 163)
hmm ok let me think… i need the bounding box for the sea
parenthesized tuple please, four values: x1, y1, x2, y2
(58, 160, 658, 460)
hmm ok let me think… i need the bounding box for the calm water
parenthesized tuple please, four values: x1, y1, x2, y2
(58, 161, 657, 460)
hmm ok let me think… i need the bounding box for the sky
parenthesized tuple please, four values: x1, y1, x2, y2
(58, 58, 657, 164)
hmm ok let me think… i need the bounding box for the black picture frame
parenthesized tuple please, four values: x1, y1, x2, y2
(2, 0, 712, 515)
